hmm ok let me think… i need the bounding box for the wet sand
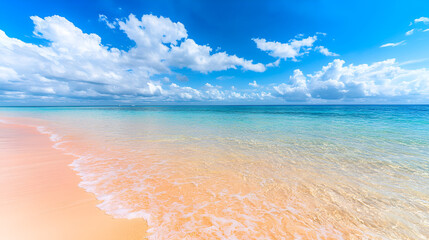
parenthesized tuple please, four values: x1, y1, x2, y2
(0, 121, 148, 240)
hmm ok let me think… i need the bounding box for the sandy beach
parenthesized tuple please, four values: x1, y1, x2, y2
(0, 121, 148, 240)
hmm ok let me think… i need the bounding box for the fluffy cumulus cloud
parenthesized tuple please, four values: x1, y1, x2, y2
(167, 39, 265, 73)
(252, 36, 317, 61)
(253, 35, 337, 64)
(0, 14, 266, 104)
(274, 59, 429, 103)
(274, 69, 310, 102)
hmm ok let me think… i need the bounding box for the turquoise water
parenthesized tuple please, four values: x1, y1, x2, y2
(1, 105, 429, 239)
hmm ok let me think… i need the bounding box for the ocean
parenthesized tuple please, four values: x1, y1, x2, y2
(1, 105, 428, 239)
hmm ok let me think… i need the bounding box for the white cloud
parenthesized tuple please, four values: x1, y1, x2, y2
(405, 29, 415, 36)
(315, 46, 339, 56)
(274, 69, 310, 101)
(0, 66, 19, 81)
(164, 82, 273, 102)
(202, 83, 225, 100)
(118, 14, 265, 73)
(249, 81, 259, 87)
(273, 59, 429, 102)
(380, 40, 405, 48)
(254, 35, 338, 61)
(98, 14, 116, 29)
(253, 36, 317, 61)
(0, 14, 266, 103)
(414, 17, 429, 24)
(167, 83, 202, 101)
(167, 39, 265, 73)
(266, 59, 281, 68)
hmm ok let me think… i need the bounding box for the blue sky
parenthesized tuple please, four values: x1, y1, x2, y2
(0, 0, 429, 105)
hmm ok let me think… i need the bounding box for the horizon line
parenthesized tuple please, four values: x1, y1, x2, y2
(1, 104, 429, 108)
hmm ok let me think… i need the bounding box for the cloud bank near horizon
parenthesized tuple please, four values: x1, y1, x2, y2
(274, 59, 429, 103)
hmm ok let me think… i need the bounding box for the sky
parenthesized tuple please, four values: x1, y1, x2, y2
(0, 0, 429, 105)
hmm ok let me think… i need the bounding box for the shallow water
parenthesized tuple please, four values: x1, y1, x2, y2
(1, 105, 429, 239)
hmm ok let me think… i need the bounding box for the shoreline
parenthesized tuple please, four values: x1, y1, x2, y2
(0, 121, 148, 240)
